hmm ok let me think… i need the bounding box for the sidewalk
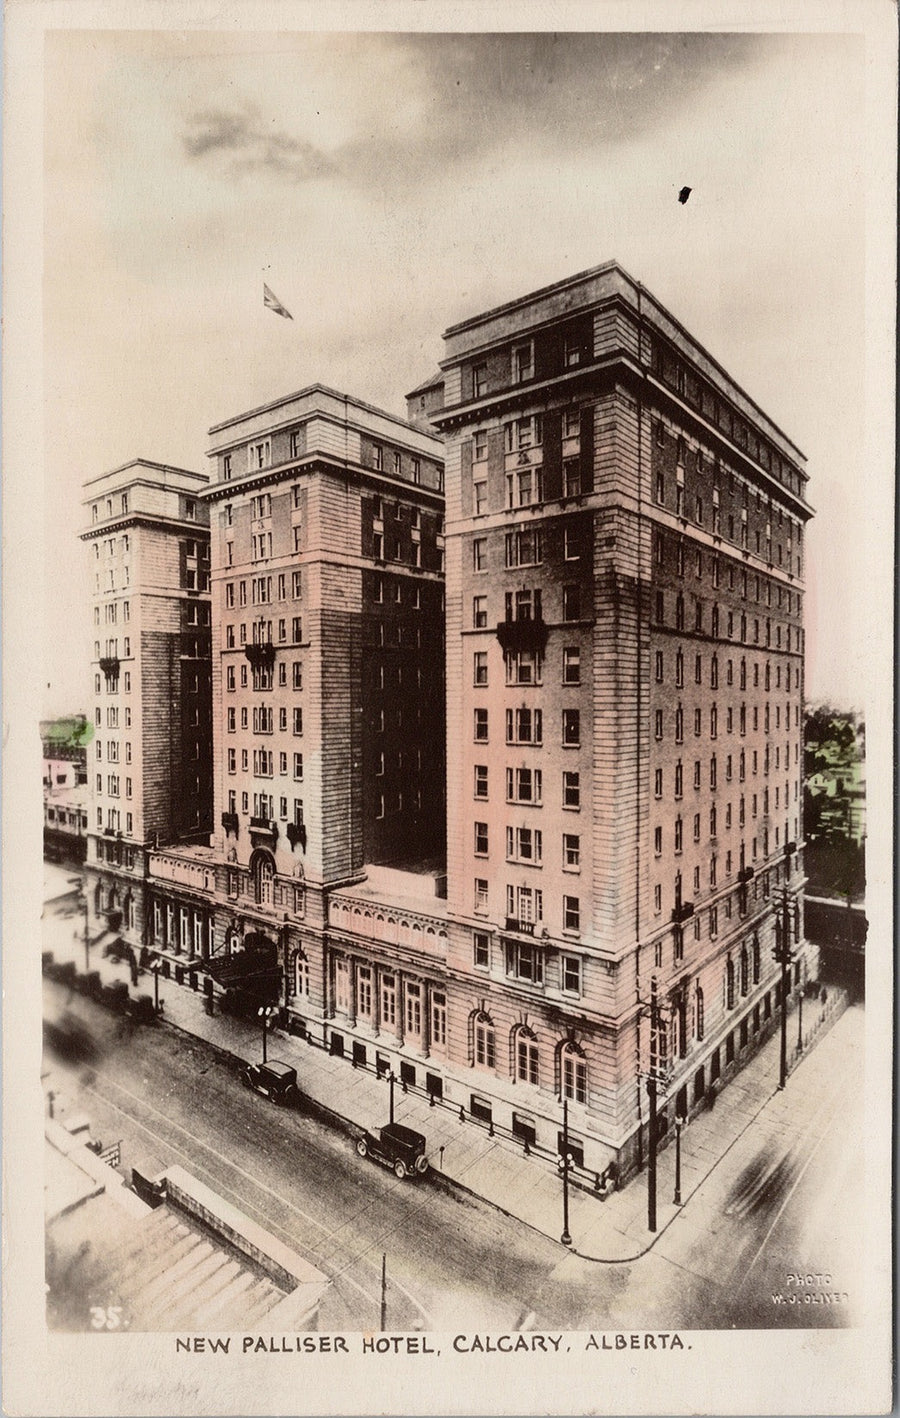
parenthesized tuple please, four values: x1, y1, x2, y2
(43, 897, 849, 1263)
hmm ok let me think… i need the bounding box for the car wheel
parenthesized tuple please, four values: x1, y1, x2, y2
(356, 1138, 368, 1158)
(415, 1156, 429, 1175)
(241, 1071, 252, 1088)
(394, 1160, 407, 1180)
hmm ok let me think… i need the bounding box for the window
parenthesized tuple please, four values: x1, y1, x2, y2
(563, 771, 580, 808)
(474, 480, 487, 515)
(473, 364, 488, 398)
(507, 825, 542, 863)
(473, 708, 489, 742)
(516, 1035, 540, 1086)
(474, 878, 489, 913)
(654, 768, 663, 799)
(654, 826, 662, 856)
(563, 647, 581, 684)
(563, 585, 581, 621)
(473, 538, 487, 572)
(563, 526, 580, 561)
(655, 710, 664, 741)
(474, 765, 489, 798)
(512, 341, 533, 383)
(507, 766, 542, 804)
(473, 932, 490, 970)
(473, 651, 488, 686)
(473, 596, 488, 628)
(563, 896, 581, 932)
(293, 752, 303, 781)
(506, 648, 542, 686)
(563, 833, 580, 869)
(506, 706, 542, 745)
(562, 710, 580, 747)
(474, 821, 489, 856)
(250, 439, 270, 470)
(293, 708, 303, 736)
(505, 526, 543, 568)
(474, 1016, 495, 1068)
(562, 1046, 587, 1103)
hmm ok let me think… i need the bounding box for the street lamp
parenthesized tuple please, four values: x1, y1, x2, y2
(388, 1069, 395, 1125)
(150, 960, 162, 1015)
(796, 986, 804, 1053)
(258, 1005, 276, 1063)
(637, 974, 671, 1233)
(673, 1114, 684, 1205)
(774, 843, 797, 1089)
(560, 1095, 572, 1247)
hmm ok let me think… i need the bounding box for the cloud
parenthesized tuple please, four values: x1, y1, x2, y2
(182, 106, 335, 182)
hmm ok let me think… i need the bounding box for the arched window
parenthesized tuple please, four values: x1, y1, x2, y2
(695, 983, 705, 1040)
(560, 1041, 587, 1104)
(253, 851, 275, 905)
(512, 1023, 540, 1087)
(468, 1009, 496, 1070)
(294, 950, 309, 998)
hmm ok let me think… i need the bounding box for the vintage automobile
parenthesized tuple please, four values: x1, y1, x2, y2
(240, 1059, 300, 1106)
(355, 1122, 430, 1180)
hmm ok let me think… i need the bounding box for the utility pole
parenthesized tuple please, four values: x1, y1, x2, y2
(380, 1254, 387, 1332)
(560, 1095, 572, 1247)
(389, 1070, 395, 1125)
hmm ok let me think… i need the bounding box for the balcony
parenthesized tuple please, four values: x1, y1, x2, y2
(244, 642, 275, 670)
(221, 811, 239, 837)
(99, 656, 120, 679)
(249, 816, 278, 850)
(505, 916, 535, 936)
(286, 822, 307, 851)
(738, 866, 755, 884)
(496, 616, 548, 657)
(671, 901, 694, 924)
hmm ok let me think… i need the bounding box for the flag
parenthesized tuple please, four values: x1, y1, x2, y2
(263, 283, 293, 320)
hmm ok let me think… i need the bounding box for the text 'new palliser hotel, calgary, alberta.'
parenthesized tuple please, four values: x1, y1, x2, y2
(81, 260, 813, 1182)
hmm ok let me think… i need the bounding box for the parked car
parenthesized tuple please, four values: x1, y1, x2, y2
(355, 1122, 429, 1180)
(241, 1060, 300, 1106)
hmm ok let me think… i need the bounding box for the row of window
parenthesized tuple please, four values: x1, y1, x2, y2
(472, 526, 581, 571)
(655, 481, 801, 573)
(226, 705, 303, 735)
(227, 747, 304, 780)
(224, 790, 304, 824)
(472, 585, 583, 627)
(224, 570, 303, 608)
(653, 700, 799, 741)
(473, 765, 582, 808)
(655, 650, 800, 693)
(225, 661, 302, 692)
(94, 739, 133, 762)
(95, 807, 131, 833)
(654, 592, 801, 651)
(655, 538, 801, 613)
(653, 797, 797, 856)
(225, 618, 302, 648)
(473, 822, 581, 868)
(473, 647, 581, 688)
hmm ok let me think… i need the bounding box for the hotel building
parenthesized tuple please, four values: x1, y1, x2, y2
(78, 264, 814, 1182)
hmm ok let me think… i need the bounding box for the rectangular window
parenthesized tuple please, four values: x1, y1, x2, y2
(474, 878, 489, 913)
(473, 932, 490, 969)
(506, 706, 542, 745)
(562, 709, 581, 746)
(474, 765, 488, 798)
(293, 753, 303, 781)
(507, 766, 542, 804)
(473, 538, 487, 572)
(512, 341, 534, 383)
(563, 833, 580, 869)
(563, 771, 580, 808)
(473, 651, 488, 686)
(563, 647, 581, 684)
(562, 584, 581, 621)
(474, 708, 489, 741)
(561, 954, 582, 994)
(474, 821, 489, 856)
(472, 595, 488, 628)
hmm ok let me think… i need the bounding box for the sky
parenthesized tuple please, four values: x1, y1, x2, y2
(41, 27, 876, 716)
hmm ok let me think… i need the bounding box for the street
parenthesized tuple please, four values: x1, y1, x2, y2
(43, 867, 865, 1333)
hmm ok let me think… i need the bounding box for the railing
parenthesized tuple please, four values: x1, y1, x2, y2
(221, 811, 239, 836)
(495, 617, 549, 656)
